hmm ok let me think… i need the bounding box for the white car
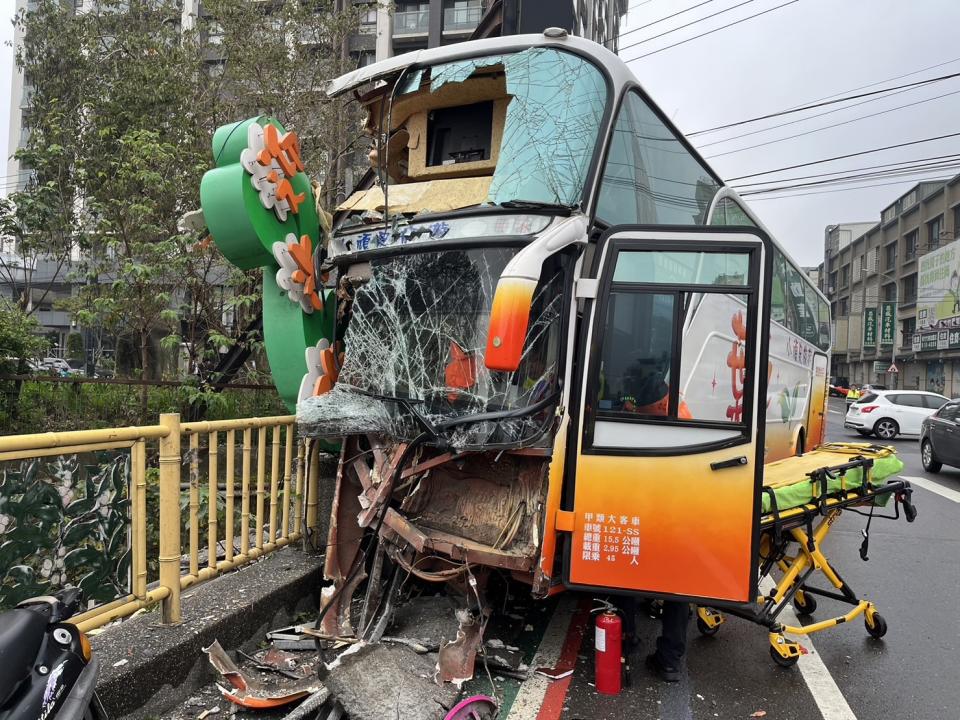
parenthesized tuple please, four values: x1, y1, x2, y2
(844, 390, 950, 439)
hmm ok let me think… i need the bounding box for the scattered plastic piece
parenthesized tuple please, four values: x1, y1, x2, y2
(444, 695, 497, 720)
(203, 640, 324, 709)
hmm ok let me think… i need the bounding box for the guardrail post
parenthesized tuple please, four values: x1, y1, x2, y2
(158, 413, 182, 624)
(306, 441, 319, 549)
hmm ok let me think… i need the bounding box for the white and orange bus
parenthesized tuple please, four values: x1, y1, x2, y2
(286, 30, 833, 642)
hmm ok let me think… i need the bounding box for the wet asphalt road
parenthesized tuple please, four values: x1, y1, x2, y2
(560, 397, 960, 720)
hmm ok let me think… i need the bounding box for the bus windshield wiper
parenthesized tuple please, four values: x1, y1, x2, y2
(498, 199, 577, 212)
(352, 388, 441, 441)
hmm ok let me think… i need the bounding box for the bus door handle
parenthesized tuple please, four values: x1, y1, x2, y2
(710, 456, 748, 471)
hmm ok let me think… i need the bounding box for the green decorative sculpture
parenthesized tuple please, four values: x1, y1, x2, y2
(200, 116, 336, 410)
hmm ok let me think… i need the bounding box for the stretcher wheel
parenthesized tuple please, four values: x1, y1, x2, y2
(865, 612, 888, 639)
(696, 615, 720, 636)
(793, 590, 817, 616)
(769, 646, 799, 668)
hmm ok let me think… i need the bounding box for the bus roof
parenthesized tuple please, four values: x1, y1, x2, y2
(326, 31, 634, 99)
(327, 32, 824, 304)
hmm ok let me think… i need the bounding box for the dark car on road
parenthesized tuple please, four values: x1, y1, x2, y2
(920, 399, 960, 472)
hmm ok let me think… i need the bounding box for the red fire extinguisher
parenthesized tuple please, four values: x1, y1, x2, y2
(594, 600, 623, 695)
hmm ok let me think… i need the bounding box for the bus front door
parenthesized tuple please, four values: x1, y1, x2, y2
(564, 229, 771, 604)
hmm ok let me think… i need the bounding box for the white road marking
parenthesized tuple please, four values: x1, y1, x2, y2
(506, 593, 576, 720)
(828, 410, 842, 415)
(759, 577, 858, 720)
(900, 475, 960, 503)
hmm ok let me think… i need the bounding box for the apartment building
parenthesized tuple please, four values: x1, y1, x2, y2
(357, 0, 627, 64)
(823, 176, 960, 397)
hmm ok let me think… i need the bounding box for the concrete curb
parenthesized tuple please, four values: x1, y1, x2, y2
(91, 546, 323, 719)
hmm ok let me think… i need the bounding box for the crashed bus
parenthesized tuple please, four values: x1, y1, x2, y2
(201, 29, 917, 693)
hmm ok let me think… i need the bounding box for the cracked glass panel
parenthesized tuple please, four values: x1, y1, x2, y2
(299, 247, 567, 448)
(486, 49, 607, 207)
(342, 48, 608, 227)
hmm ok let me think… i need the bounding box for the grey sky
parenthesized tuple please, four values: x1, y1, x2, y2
(2, 1, 958, 267)
(620, 0, 960, 266)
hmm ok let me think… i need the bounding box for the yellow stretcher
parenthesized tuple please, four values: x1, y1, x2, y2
(695, 443, 918, 667)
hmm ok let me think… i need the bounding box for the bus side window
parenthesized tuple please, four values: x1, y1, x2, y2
(803, 284, 821, 347)
(595, 91, 720, 226)
(818, 296, 831, 350)
(772, 252, 789, 327)
(597, 292, 675, 416)
(710, 197, 757, 227)
(678, 292, 751, 423)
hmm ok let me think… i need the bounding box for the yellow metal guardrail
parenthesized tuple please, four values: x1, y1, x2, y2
(0, 413, 321, 632)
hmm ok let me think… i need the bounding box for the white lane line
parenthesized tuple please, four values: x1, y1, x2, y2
(900, 475, 960, 503)
(759, 577, 858, 720)
(506, 593, 577, 720)
(828, 410, 843, 415)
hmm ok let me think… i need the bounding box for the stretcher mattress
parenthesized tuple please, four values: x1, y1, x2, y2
(761, 443, 904, 513)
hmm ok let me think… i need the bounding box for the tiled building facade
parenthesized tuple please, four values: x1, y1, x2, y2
(823, 176, 960, 397)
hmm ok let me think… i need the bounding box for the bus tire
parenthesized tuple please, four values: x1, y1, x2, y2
(794, 431, 805, 456)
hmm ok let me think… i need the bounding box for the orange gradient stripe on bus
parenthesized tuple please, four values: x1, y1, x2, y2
(485, 277, 536, 371)
(570, 450, 755, 602)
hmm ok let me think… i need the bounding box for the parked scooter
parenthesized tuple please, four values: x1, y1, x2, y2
(0, 587, 105, 720)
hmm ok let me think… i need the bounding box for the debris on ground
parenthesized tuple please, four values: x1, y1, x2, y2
(267, 621, 320, 651)
(203, 640, 324, 709)
(443, 695, 497, 720)
(323, 642, 460, 720)
(180, 592, 526, 720)
(535, 667, 573, 680)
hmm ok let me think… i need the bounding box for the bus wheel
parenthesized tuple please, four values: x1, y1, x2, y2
(794, 432, 805, 456)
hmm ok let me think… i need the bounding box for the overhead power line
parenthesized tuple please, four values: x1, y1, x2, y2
(737, 159, 960, 195)
(610, 0, 717, 46)
(733, 152, 960, 187)
(726, 131, 960, 182)
(626, 0, 660, 12)
(687, 69, 960, 136)
(744, 175, 955, 201)
(781, 55, 960, 112)
(703, 86, 960, 158)
(618, 0, 751, 52)
(624, 0, 800, 63)
(697, 84, 920, 149)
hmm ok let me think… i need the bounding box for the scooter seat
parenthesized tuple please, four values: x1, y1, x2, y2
(0, 608, 47, 708)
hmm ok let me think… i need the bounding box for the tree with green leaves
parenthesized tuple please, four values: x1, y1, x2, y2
(0, 299, 49, 421)
(12, 0, 362, 388)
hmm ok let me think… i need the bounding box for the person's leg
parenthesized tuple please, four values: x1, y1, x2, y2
(647, 601, 690, 681)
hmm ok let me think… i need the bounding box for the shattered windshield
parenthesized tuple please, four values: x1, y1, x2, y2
(300, 247, 567, 447)
(337, 48, 608, 223)
(470, 48, 607, 207)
